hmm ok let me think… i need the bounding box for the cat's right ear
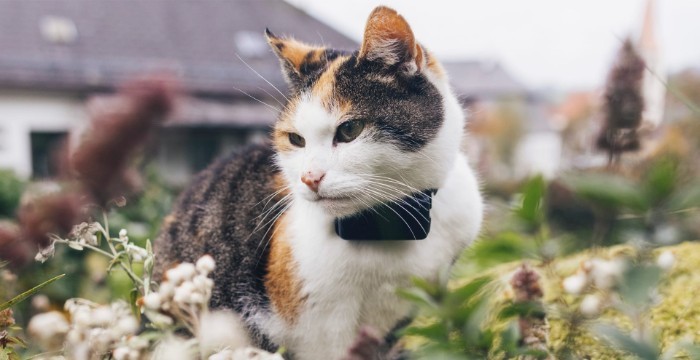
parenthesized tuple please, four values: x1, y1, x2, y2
(358, 6, 425, 75)
(265, 29, 327, 93)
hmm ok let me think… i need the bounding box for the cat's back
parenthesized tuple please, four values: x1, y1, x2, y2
(154, 142, 284, 322)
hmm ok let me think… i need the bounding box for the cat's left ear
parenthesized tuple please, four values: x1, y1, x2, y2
(265, 29, 328, 92)
(358, 6, 425, 75)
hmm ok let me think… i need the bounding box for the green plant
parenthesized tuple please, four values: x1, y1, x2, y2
(0, 170, 24, 219)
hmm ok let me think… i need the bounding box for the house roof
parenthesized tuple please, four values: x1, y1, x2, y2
(0, 1, 531, 129)
(443, 60, 528, 101)
(0, 0, 357, 98)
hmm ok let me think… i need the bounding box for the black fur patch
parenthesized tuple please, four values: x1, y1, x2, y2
(333, 55, 444, 152)
(154, 143, 284, 351)
(293, 48, 348, 91)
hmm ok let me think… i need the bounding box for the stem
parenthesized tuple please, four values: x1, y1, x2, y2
(0, 274, 65, 311)
(103, 211, 118, 255)
(54, 239, 113, 259)
(53, 239, 144, 287)
(118, 263, 145, 287)
(101, 211, 144, 288)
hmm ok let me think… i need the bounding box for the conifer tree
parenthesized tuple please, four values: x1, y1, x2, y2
(596, 39, 646, 164)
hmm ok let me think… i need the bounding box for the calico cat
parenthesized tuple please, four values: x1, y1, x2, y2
(154, 6, 483, 360)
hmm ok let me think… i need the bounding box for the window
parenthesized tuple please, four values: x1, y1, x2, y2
(31, 131, 67, 178)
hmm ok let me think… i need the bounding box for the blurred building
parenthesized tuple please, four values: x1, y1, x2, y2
(638, 0, 666, 130)
(0, 0, 355, 184)
(525, 0, 668, 176)
(0, 0, 531, 185)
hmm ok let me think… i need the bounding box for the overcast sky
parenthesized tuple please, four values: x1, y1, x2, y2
(284, 0, 700, 90)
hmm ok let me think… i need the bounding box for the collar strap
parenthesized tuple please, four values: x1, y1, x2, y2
(335, 189, 438, 241)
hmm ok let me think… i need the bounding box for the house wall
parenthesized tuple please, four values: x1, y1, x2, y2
(0, 90, 87, 178)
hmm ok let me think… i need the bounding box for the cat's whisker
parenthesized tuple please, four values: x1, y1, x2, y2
(362, 186, 431, 226)
(362, 188, 424, 233)
(366, 183, 431, 215)
(251, 198, 293, 259)
(248, 194, 292, 249)
(359, 174, 422, 195)
(255, 201, 294, 267)
(257, 86, 287, 108)
(254, 185, 291, 213)
(362, 191, 420, 240)
(357, 174, 428, 205)
(236, 54, 290, 103)
(231, 85, 281, 114)
(349, 192, 389, 222)
(254, 192, 292, 222)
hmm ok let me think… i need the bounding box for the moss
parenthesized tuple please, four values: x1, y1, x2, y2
(649, 242, 700, 349)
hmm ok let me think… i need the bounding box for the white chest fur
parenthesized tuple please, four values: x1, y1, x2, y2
(259, 153, 483, 360)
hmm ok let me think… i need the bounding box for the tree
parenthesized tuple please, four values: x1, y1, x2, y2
(596, 39, 646, 164)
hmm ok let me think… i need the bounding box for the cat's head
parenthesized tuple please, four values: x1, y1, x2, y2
(267, 6, 465, 217)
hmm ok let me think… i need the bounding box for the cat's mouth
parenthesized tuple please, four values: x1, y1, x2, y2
(308, 192, 367, 218)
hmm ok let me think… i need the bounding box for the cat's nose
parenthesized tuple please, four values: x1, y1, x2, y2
(301, 171, 325, 192)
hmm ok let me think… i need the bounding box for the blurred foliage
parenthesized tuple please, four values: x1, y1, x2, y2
(108, 165, 178, 245)
(0, 170, 24, 219)
(407, 241, 700, 360)
(424, 146, 700, 359)
(399, 272, 548, 360)
(4, 167, 175, 330)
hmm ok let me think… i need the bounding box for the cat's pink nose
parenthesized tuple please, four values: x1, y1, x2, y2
(301, 171, 325, 192)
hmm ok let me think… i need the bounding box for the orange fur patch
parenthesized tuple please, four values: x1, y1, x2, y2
(162, 214, 176, 229)
(311, 56, 349, 110)
(272, 173, 291, 198)
(265, 212, 305, 324)
(424, 48, 445, 79)
(273, 99, 299, 153)
(267, 36, 322, 73)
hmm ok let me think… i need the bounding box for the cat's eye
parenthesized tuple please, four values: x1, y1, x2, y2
(288, 133, 306, 147)
(335, 120, 365, 143)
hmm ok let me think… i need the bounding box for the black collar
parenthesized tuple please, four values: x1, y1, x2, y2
(334, 189, 438, 241)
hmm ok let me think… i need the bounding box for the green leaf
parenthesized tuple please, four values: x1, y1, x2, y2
(667, 181, 700, 211)
(619, 264, 662, 306)
(130, 288, 140, 318)
(643, 158, 678, 205)
(0, 274, 65, 311)
(497, 301, 546, 320)
(397, 287, 438, 310)
(411, 276, 440, 298)
(467, 232, 537, 267)
(8, 336, 27, 348)
(563, 173, 647, 211)
(591, 323, 659, 360)
(447, 276, 492, 306)
(518, 348, 551, 359)
(402, 322, 448, 341)
(499, 322, 521, 353)
(515, 176, 546, 228)
(461, 296, 490, 345)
